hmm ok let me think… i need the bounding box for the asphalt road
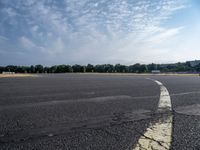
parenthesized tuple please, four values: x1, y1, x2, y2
(0, 74, 200, 150)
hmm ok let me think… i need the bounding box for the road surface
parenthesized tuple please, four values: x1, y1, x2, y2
(0, 74, 200, 150)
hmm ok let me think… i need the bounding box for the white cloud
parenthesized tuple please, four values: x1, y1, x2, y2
(0, 0, 191, 65)
(48, 37, 65, 55)
(147, 27, 184, 44)
(20, 36, 36, 49)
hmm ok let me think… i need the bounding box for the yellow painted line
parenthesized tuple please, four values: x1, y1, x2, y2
(133, 79, 173, 150)
(0, 74, 37, 78)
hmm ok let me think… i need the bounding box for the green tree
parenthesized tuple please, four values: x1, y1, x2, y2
(30, 65, 35, 73)
(35, 65, 44, 73)
(86, 64, 94, 72)
(94, 65, 104, 72)
(72, 64, 84, 72)
(104, 64, 114, 73)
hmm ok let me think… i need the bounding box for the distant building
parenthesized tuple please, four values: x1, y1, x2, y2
(186, 60, 200, 67)
(151, 70, 160, 74)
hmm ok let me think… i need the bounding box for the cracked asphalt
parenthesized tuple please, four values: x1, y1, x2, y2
(0, 74, 200, 150)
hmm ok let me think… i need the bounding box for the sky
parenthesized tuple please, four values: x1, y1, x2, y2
(0, 0, 200, 66)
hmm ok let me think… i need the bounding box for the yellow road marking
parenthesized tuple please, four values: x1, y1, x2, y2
(0, 74, 37, 78)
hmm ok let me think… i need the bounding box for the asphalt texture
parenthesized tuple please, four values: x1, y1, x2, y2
(0, 74, 200, 150)
(151, 75, 200, 150)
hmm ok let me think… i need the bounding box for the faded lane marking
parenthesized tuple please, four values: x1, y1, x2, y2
(0, 95, 132, 110)
(175, 104, 200, 116)
(170, 91, 200, 96)
(134, 78, 172, 150)
(0, 95, 159, 111)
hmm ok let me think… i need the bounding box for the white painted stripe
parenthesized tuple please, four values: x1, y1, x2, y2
(154, 80, 163, 86)
(134, 115, 173, 150)
(133, 78, 173, 150)
(146, 78, 163, 86)
(158, 85, 172, 111)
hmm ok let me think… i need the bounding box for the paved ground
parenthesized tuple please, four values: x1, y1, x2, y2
(151, 75, 200, 150)
(0, 74, 200, 149)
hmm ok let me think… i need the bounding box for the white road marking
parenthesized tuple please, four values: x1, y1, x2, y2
(154, 80, 163, 86)
(133, 78, 173, 150)
(134, 116, 173, 150)
(146, 78, 172, 111)
(158, 85, 172, 112)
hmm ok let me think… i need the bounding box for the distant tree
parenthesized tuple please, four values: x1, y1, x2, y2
(128, 65, 134, 73)
(114, 64, 120, 72)
(139, 65, 148, 73)
(66, 65, 73, 73)
(16, 66, 25, 73)
(195, 64, 200, 72)
(5, 65, 17, 72)
(72, 64, 84, 72)
(30, 65, 35, 73)
(114, 64, 127, 73)
(185, 62, 191, 68)
(1, 61, 199, 74)
(23, 66, 30, 73)
(35, 65, 44, 73)
(55, 65, 73, 73)
(147, 63, 157, 71)
(166, 64, 177, 72)
(0, 66, 5, 73)
(104, 64, 114, 73)
(43, 67, 50, 73)
(175, 62, 186, 72)
(130, 63, 141, 73)
(49, 66, 57, 73)
(94, 65, 104, 73)
(56, 65, 65, 73)
(162, 68, 169, 72)
(86, 64, 94, 72)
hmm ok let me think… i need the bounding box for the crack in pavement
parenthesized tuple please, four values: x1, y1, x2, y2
(0, 110, 152, 144)
(133, 78, 173, 150)
(133, 114, 173, 150)
(0, 95, 159, 111)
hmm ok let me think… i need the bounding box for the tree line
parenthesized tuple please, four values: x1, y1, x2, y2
(0, 62, 200, 73)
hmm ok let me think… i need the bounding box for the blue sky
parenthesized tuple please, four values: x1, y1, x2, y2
(0, 0, 199, 65)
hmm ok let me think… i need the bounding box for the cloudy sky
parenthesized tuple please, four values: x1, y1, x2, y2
(0, 0, 200, 65)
